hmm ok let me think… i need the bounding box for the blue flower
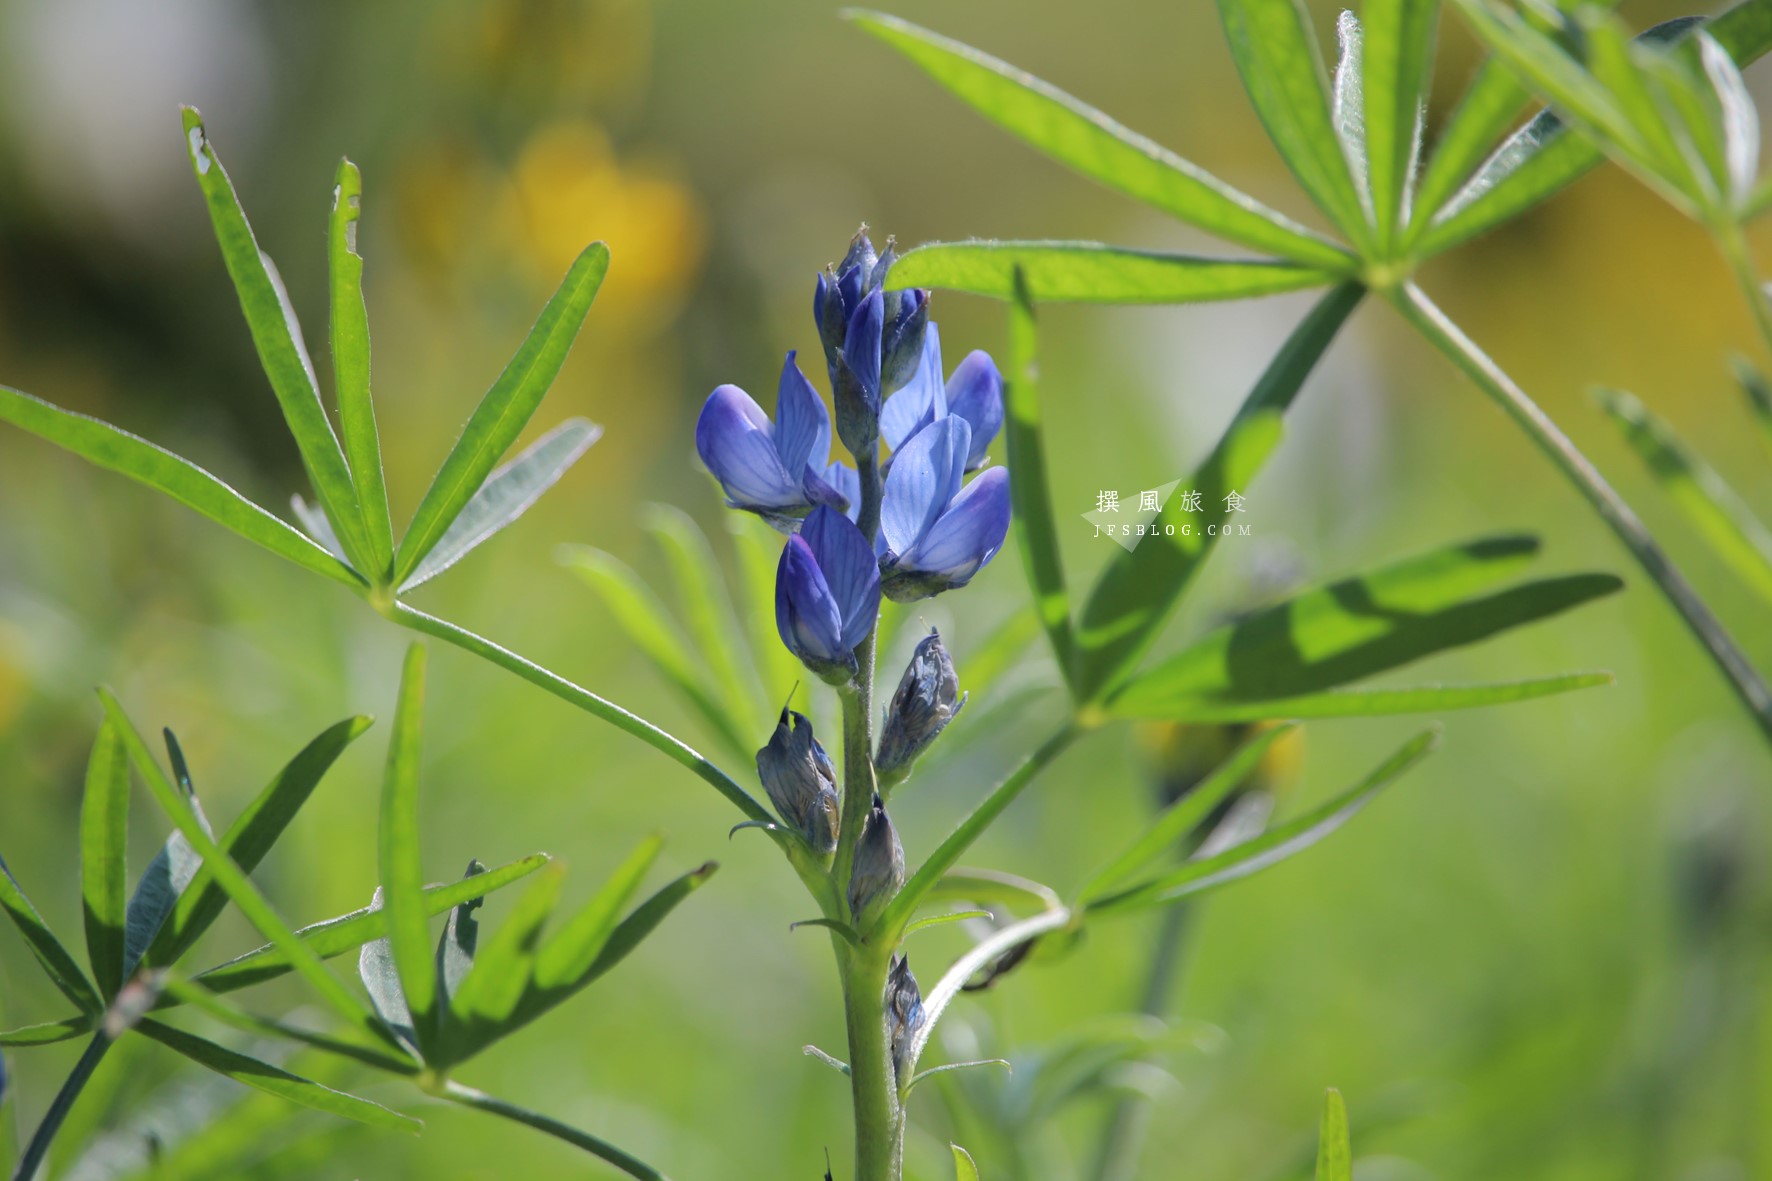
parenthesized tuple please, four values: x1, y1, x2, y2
(695, 352, 854, 528)
(814, 230, 930, 453)
(776, 505, 882, 683)
(881, 324, 1004, 472)
(878, 416, 1012, 601)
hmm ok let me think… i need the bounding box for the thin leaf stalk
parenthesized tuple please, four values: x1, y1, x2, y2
(1389, 281, 1772, 745)
(440, 1081, 670, 1181)
(12, 1033, 110, 1181)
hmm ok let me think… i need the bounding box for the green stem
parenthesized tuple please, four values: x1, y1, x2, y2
(1389, 281, 1772, 747)
(440, 1080, 670, 1181)
(12, 1033, 110, 1181)
(839, 938, 902, 1181)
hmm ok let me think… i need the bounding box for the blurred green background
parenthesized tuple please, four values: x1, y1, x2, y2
(2, 0, 1771, 1178)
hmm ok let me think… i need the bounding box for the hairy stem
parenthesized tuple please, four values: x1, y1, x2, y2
(1389, 281, 1772, 746)
(12, 1033, 109, 1181)
(440, 1080, 670, 1181)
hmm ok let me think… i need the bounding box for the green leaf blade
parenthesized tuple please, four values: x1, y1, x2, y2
(888, 241, 1335, 303)
(1363, 0, 1441, 249)
(396, 242, 609, 584)
(1317, 1088, 1353, 1181)
(329, 158, 396, 583)
(1112, 673, 1613, 722)
(380, 645, 438, 1045)
(845, 9, 1354, 268)
(0, 856, 102, 1014)
(80, 721, 131, 999)
(532, 837, 664, 991)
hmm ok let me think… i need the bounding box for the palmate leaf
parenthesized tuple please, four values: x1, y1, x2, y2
(888, 242, 1336, 303)
(1598, 388, 1772, 605)
(395, 243, 610, 586)
(79, 722, 131, 1000)
(1075, 283, 1364, 702)
(401, 418, 602, 592)
(844, 9, 1352, 269)
(1106, 534, 1621, 721)
(0, 385, 360, 587)
(181, 109, 373, 574)
(1217, 0, 1374, 249)
(1317, 1088, 1353, 1181)
(1084, 727, 1438, 913)
(135, 1019, 417, 1134)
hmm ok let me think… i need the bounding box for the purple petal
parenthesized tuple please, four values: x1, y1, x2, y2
(802, 464, 850, 514)
(776, 535, 846, 664)
(842, 288, 884, 409)
(696, 385, 802, 510)
(880, 416, 972, 559)
(774, 351, 831, 478)
(880, 323, 946, 453)
(822, 462, 862, 522)
(801, 505, 882, 652)
(944, 351, 1004, 469)
(900, 467, 1011, 583)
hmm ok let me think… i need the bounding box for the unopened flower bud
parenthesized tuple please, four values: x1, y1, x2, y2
(880, 287, 930, 397)
(847, 793, 905, 924)
(877, 629, 966, 782)
(886, 953, 926, 1078)
(756, 709, 840, 854)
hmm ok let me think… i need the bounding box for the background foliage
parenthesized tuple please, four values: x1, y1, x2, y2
(1, 0, 1770, 1177)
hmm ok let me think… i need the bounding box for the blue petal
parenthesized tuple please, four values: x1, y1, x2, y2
(842, 288, 885, 410)
(900, 466, 1011, 584)
(802, 464, 850, 514)
(822, 462, 862, 522)
(881, 323, 946, 453)
(801, 505, 881, 652)
(774, 351, 831, 478)
(880, 416, 972, 559)
(776, 535, 846, 664)
(695, 385, 802, 510)
(944, 351, 1004, 469)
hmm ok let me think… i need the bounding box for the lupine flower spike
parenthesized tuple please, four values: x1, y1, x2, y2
(877, 628, 966, 785)
(775, 505, 882, 685)
(755, 706, 841, 855)
(847, 793, 905, 926)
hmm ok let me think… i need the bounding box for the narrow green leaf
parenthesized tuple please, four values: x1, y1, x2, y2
(1406, 61, 1530, 242)
(569, 861, 718, 993)
(1106, 535, 1622, 718)
(643, 504, 763, 740)
(401, 418, 602, 592)
(1700, 32, 1761, 206)
(80, 721, 131, 999)
(193, 854, 548, 997)
(888, 242, 1335, 303)
(0, 856, 101, 1013)
(1113, 673, 1613, 722)
(1006, 270, 1077, 689)
(436, 860, 486, 1012)
(1736, 357, 1772, 452)
(803, 1044, 852, 1076)
(1584, 14, 1710, 211)
(952, 1144, 981, 1181)
(1085, 728, 1439, 912)
(439, 1081, 671, 1181)
(1217, 0, 1373, 247)
(396, 242, 609, 584)
(1080, 723, 1297, 900)
(789, 917, 862, 945)
(1075, 283, 1363, 701)
(99, 691, 377, 1036)
(0, 1018, 90, 1047)
(909, 1061, 1010, 1094)
(358, 890, 418, 1053)
(1316, 1088, 1352, 1181)
(161, 973, 418, 1075)
(904, 910, 993, 938)
(917, 868, 1064, 916)
(136, 1019, 419, 1134)
(180, 108, 373, 573)
(1598, 388, 1772, 604)
(328, 158, 395, 583)
(448, 862, 568, 1029)
(146, 715, 374, 969)
(844, 8, 1353, 269)
(533, 836, 664, 989)
(1332, 11, 1371, 214)
(291, 493, 347, 562)
(0, 385, 361, 587)
(379, 644, 437, 1048)
(560, 545, 750, 756)
(1364, 0, 1441, 248)
(120, 737, 213, 981)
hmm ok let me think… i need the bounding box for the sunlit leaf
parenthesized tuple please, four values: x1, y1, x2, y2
(1331, 11, 1371, 212)
(0, 385, 361, 587)
(952, 1144, 981, 1181)
(1075, 283, 1363, 701)
(396, 242, 609, 585)
(1217, 0, 1372, 247)
(1363, 0, 1440, 248)
(532, 836, 663, 990)
(0, 854, 101, 1014)
(1406, 61, 1529, 242)
(889, 241, 1335, 303)
(181, 108, 373, 573)
(328, 158, 396, 583)
(1317, 1088, 1352, 1181)
(80, 721, 131, 999)
(1597, 388, 1772, 604)
(845, 9, 1352, 268)
(379, 645, 437, 1050)
(401, 418, 602, 591)
(1084, 728, 1439, 912)
(136, 1019, 418, 1134)
(1107, 535, 1620, 719)
(444, 862, 567, 1034)
(1114, 673, 1612, 722)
